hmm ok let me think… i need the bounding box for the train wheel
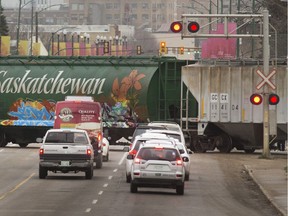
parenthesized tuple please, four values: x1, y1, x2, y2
(193, 141, 206, 153)
(0, 132, 7, 147)
(215, 133, 233, 153)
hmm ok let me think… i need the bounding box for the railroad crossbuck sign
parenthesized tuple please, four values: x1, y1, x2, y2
(256, 68, 276, 90)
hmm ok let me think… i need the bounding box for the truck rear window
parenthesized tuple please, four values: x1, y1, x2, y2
(45, 132, 88, 144)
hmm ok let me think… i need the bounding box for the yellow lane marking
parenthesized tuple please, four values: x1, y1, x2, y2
(0, 173, 35, 200)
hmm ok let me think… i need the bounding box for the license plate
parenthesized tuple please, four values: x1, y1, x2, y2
(60, 161, 70, 166)
(147, 164, 170, 171)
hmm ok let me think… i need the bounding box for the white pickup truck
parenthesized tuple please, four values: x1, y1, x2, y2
(37, 129, 94, 179)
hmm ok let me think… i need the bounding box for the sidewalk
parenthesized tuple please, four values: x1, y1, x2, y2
(244, 154, 287, 216)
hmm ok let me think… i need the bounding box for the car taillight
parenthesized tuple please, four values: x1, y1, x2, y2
(134, 158, 141, 164)
(176, 158, 183, 165)
(102, 143, 106, 146)
(129, 149, 137, 156)
(87, 149, 92, 156)
(39, 148, 44, 155)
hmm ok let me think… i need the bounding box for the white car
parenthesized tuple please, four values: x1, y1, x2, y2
(102, 137, 110, 162)
(148, 121, 187, 146)
(174, 140, 192, 180)
(147, 129, 186, 145)
(125, 132, 173, 183)
(129, 142, 188, 195)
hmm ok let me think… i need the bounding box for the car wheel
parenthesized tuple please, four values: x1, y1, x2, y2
(39, 165, 47, 179)
(176, 183, 184, 195)
(126, 173, 131, 183)
(130, 182, 137, 193)
(85, 165, 93, 179)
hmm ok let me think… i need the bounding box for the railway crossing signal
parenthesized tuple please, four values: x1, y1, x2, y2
(170, 21, 183, 33)
(250, 94, 263, 105)
(250, 93, 280, 105)
(268, 94, 280, 105)
(187, 22, 200, 33)
(170, 21, 200, 34)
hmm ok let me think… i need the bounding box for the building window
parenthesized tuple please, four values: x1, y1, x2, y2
(142, 14, 149, 21)
(131, 3, 137, 9)
(114, 3, 120, 9)
(142, 3, 149, 9)
(106, 14, 112, 22)
(71, 4, 78, 10)
(79, 4, 84, 10)
(106, 3, 113, 9)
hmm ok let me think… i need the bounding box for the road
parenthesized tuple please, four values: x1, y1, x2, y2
(0, 144, 284, 216)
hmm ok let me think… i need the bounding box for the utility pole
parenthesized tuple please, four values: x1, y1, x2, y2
(30, 0, 34, 55)
(262, 10, 271, 158)
(16, 0, 22, 55)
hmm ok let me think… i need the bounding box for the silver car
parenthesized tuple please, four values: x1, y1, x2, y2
(129, 143, 188, 195)
(125, 132, 172, 183)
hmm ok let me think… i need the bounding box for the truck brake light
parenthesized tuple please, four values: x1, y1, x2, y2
(87, 149, 92, 156)
(39, 148, 44, 155)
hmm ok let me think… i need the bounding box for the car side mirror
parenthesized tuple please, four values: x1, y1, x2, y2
(179, 149, 185, 154)
(182, 156, 189, 162)
(127, 154, 134, 160)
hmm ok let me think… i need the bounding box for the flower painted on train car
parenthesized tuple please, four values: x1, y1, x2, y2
(112, 70, 145, 102)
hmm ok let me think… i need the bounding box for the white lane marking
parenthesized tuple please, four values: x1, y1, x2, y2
(85, 208, 91, 213)
(103, 183, 108, 188)
(92, 200, 98, 204)
(113, 169, 118, 173)
(98, 191, 103, 195)
(118, 152, 128, 165)
(0, 149, 4, 153)
(108, 176, 113, 180)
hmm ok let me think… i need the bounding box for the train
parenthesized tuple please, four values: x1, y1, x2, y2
(0, 56, 286, 153)
(0, 56, 197, 147)
(181, 62, 287, 153)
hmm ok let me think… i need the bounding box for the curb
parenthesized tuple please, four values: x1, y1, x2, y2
(243, 165, 286, 216)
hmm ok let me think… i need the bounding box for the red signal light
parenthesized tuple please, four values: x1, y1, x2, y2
(188, 21, 200, 33)
(269, 94, 280, 105)
(250, 93, 262, 105)
(170, 21, 183, 33)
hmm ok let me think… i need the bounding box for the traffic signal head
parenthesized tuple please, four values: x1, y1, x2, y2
(170, 21, 183, 33)
(160, 41, 166, 53)
(188, 21, 200, 33)
(250, 93, 262, 105)
(178, 47, 184, 55)
(136, 45, 142, 55)
(269, 93, 280, 105)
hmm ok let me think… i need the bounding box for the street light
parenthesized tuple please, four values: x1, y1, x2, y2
(16, 0, 34, 55)
(35, 4, 66, 44)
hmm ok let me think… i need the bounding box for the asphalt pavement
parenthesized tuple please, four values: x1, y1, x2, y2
(243, 152, 287, 216)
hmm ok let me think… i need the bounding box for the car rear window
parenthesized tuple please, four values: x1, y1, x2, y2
(138, 147, 179, 161)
